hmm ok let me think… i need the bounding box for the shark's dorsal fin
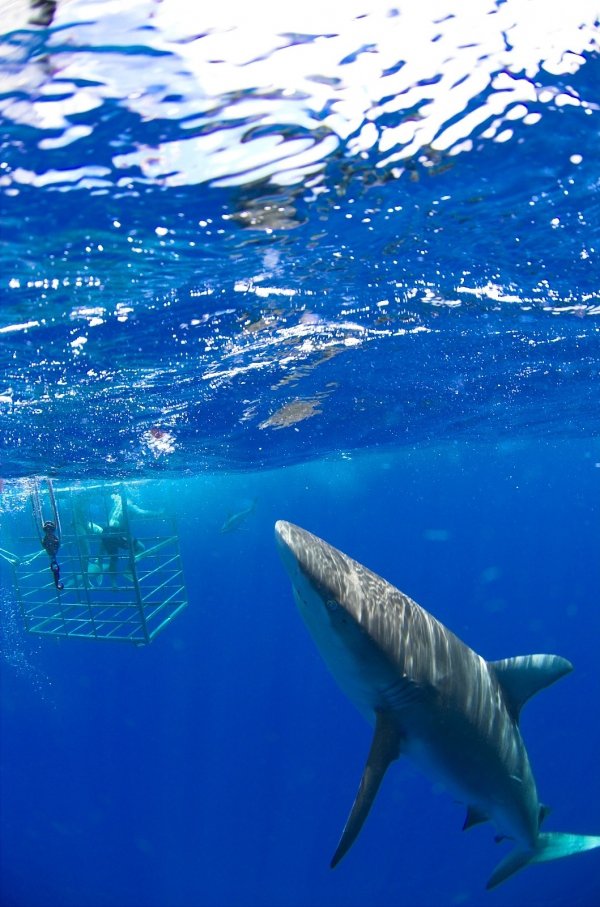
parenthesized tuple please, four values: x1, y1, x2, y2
(463, 805, 488, 831)
(490, 654, 573, 721)
(330, 710, 402, 869)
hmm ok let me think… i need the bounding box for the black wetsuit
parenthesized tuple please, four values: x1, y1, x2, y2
(99, 526, 129, 556)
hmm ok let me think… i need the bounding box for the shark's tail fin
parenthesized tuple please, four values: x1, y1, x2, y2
(487, 832, 600, 889)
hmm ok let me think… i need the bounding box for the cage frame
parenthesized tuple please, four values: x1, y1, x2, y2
(10, 483, 188, 646)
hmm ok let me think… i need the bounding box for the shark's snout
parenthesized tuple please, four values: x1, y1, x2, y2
(275, 520, 313, 572)
(274, 519, 292, 548)
(274, 520, 294, 567)
(275, 520, 352, 610)
(275, 520, 307, 591)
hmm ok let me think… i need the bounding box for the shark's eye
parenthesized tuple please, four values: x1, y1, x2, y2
(325, 598, 338, 612)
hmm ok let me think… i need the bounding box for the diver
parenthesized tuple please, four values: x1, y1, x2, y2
(89, 490, 161, 588)
(70, 494, 103, 582)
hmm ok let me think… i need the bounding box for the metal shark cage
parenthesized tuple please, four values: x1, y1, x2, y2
(9, 480, 188, 646)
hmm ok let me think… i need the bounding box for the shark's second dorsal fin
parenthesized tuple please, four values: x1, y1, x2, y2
(489, 654, 573, 720)
(330, 710, 402, 869)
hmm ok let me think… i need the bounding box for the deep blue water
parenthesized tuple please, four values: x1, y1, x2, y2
(2, 446, 600, 907)
(1, 4, 600, 907)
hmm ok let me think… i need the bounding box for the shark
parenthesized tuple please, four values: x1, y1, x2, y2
(220, 499, 257, 534)
(275, 520, 600, 889)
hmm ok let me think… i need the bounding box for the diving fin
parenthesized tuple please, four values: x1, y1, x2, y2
(330, 710, 402, 868)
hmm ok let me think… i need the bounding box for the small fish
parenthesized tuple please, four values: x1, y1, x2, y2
(220, 499, 256, 534)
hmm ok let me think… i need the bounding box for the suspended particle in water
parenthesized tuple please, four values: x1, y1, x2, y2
(0, 590, 53, 702)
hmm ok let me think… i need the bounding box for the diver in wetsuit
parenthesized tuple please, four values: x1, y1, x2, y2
(90, 491, 158, 588)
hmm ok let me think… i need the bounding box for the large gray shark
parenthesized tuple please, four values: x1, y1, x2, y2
(275, 520, 600, 889)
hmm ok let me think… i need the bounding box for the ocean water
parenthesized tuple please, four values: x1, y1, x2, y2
(1, 3, 599, 906)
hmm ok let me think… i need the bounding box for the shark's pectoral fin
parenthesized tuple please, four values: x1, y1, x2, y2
(331, 710, 402, 869)
(489, 654, 572, 721)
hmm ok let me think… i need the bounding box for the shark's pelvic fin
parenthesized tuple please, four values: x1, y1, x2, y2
(487, 831, 600, 889)
(489, 654, 573, 720)
(463, 805, 489, 831)
(331, 710, 402, 869)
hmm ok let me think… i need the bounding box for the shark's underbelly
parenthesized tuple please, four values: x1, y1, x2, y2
(330, 649, 539, 847)
(399, 701, 539, 849)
